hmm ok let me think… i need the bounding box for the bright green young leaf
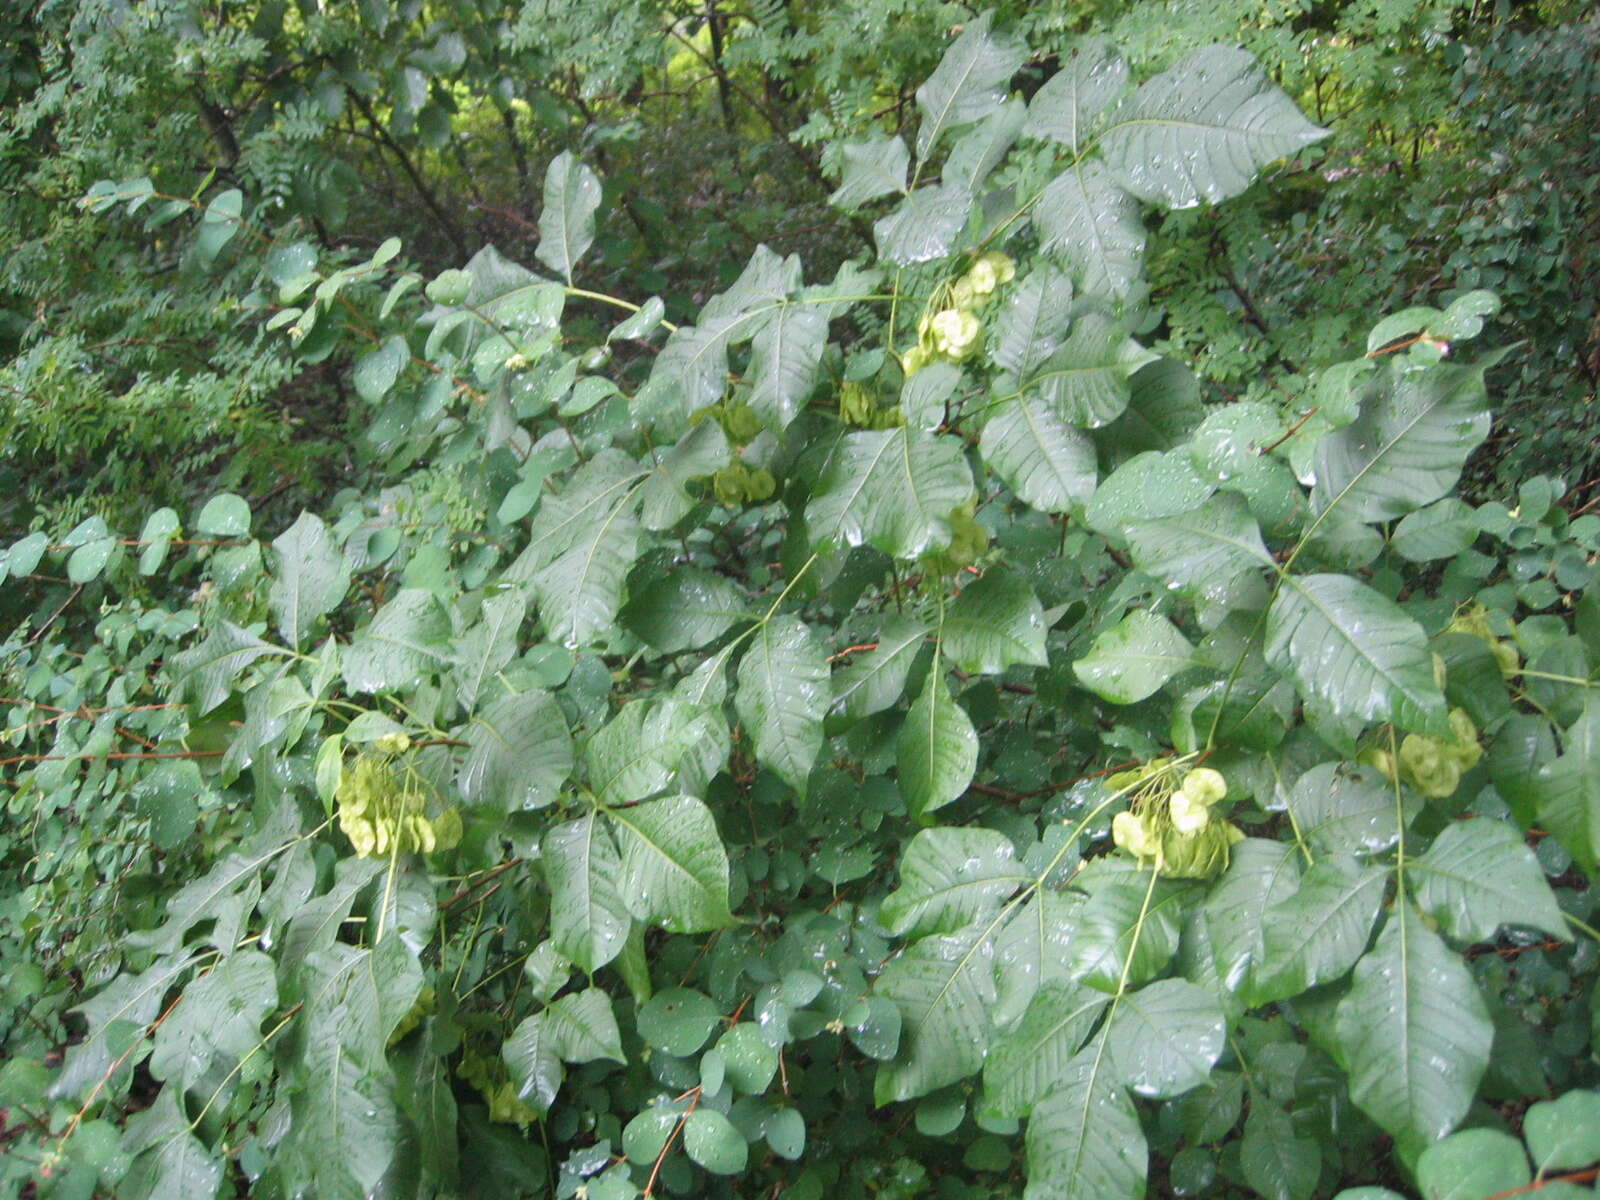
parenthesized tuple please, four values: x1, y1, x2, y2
(535, 151, 601, 282)
(610, 794, 733, 933)
(543, 813, 632, 973)
(943, 570, 1049, 675)
(1332, 905, 1493, 1157)
(1073, 609, 1196, 705)
(1266, 573, 1449, 735)
(1410, 819, 1567, 942)
(1097, 46, 1328, 209)
(1024, 1048, 1146, 1200)
(196, 492, 251, 536)
(880, 827, 1025, 937)
(897, 670, 978, 819)
(808, 426, 975, 560)
(735, 615, 829, 797)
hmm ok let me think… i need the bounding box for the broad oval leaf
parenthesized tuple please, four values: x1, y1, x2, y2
(896, 670, 979, 819)
(983, 979, 1108, 1118)
(736, 615, 829, 797)
(914, 12, 1026, 158)
(880, 827, 1025, 937)
(1073, 609, 1196, 705)
(807, 426, 975, 561)
(535, 151, 602, 282)
(943, 570, 1049, 676)
(610, 794, 733, 933)
(543, 813, 632, 973)
(1024, 1047, 1146, 1200)
(874, 924, 998, 1104)
(1410, 819, 1566, 943)
(1105, 978, 1226, 1098)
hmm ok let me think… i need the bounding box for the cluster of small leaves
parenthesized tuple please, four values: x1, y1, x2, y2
(3, 13, 1600, 1200)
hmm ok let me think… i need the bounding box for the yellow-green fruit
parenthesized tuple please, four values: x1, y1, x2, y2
(839, 380, 875, 426)
(929, 309, 982, 361)
(1179, 767, 1227, 806)
(1168, 789, 1210, 834)
(720, 403, 763, 444)
(713, 464, 750, 504)
(745, 468, 776, 502)
(374, 731, 412, 755)
(1398, 734, 1462, 799)
(1160, 821, 1244, 880)
(900, 346, 931, 377)
(1112, 810, 1158, 860)
(1490, 638, 1520, 678)
(432, 808, 463, 851)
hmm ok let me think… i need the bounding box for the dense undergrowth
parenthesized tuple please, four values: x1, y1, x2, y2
(3, 3, 1600, 1199)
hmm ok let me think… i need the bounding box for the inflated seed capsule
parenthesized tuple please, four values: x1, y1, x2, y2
(1168, 789, 1210, 834)
(1180, 767, 1227, 806)
(1112, 810, 1158, 860)
(745, 468, 776, 502)
(432, 808, 463, 851)
(929, 309, 981, 361)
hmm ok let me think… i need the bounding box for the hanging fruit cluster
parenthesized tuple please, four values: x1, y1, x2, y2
(902, 251, 1016, 376)
(696, 401, 776, 505)
(335, 732, 463, 857)
(1363, 708, 1484, 799)
(1109, 763, 1243, 879)
(1444, 602, 1521, 676)
(919, 500, 990, 579)
(839, 379, 905, 430)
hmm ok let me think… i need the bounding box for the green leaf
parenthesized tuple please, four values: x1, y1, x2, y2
(1536, 701, 1600, 875)
(1391, 498, 1479, 562)
(137, 507, 180, 575)
(1073, 609, 1196, 705)
(343, 588, 451, 693)
(545, 987, 625, 1064)
(51, 954, 200, 1101)
(1067, 866, 1183, 992)
(873, 182, 973, 266)
(992, 267, 1073, 376)
(914, 12, 1025, 158)
(1106, 978, 1224, 1099)
(1266, 573, 1448, 735)
(982, 980, 1108, 1118)
(610, 794, 733, 933)
(1124, 493, 1273, 600)
(1253, 855, 1387, 1004)
(1241, 1098, 1321, 1200)
(638, 988, 721, 1055)
(196, 188, 243, 266)
(994, 890, 1083, 1028)
(624, 568, 752, 654)
(736, 616, 830, 796)
(831, 616, 928, 724)
(269, 512, 349, 648)
(1283, 763, 1414, 857)
(829, 134, 909, 209)
(1415, 1129, 1530, 1200)
(1024, 1048, 1146, 1200)
(1019, 313, 1152, 429)
(750, 302, 828, 433)
(586, 697, 719, 806)
(684, 1109, 748, 1175)
(535, 151, 601, 282)
(980, 391, 1098, 513)
(1311, 363, 1492, 524)
(1034, 162, 1146, 301)
(1097, 46, 1328, 209)
(67, 535, 115, 583)
(896, 670, 978, 819)
(874, 924, 997, 1104)
(639, 419, 730, 530)
(1202, 838, 1302, 997)
(1332, 905, 1493, 1157)
(544, 813, 632, 973)
(173, 622, 281, 715)
(1410, 819, 1566, 942)
(943, 97, 1026, 191)
(1085, 449, 1214, 535)
(452, 587, 528, 712)
(808, 427, 975, 561)
(532, 490, 640, 649)
(1523, 1089, 1600, 1173)
(902, 361, 962, 432)
(880, 827, 1025, 937)
(458, 690, 573, 812)
(196, 492, 251, 536)
(149, 950, 277, 1088)
(506, 449, 645, 580)
(716, 1024, 779, 1094)
(943, 571, 1048, 675)
(353, 334, 408, 401)
(503, 1011, 564, 1113)
(1024, 38, 1129, 154)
